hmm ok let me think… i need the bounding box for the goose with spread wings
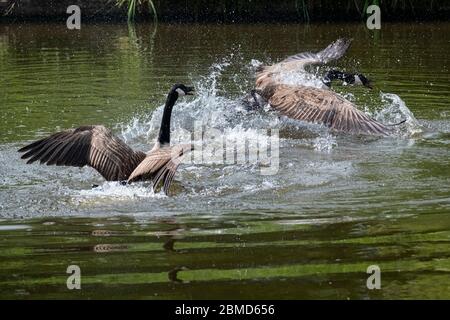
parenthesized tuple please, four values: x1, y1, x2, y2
(248, 38, 395, 136)
(18, 84, 195, 194)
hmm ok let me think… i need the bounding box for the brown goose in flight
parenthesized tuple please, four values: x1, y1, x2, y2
(18, 84, 195, 194)
(249, 38, 394, 136)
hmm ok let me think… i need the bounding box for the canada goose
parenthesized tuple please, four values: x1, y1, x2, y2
(248, 38, 394, 136)
(243, 38, 371, 109)
(18, 84, 195, 194)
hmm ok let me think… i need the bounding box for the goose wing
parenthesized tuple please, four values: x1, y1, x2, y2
(127, 144, 193, 194)
(268, 85, 392, 136)
(18, 125, 146, 181)
(279, 38, 352, 69)
(256, 38, 352, 88)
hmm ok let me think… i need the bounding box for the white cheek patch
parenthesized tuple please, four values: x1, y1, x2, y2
(354, 75, 363, 85)
(175, 88, 185, 96)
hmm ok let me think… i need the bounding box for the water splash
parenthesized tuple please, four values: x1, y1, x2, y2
(376, 92, 423, 137)
(249, 59, 263, 69)
(121, 51, 431, 160)
(120, 56, 281, 150)
(273, 69, 327, 89)
(78, 182, 164, 200)
(312, 133, 338, 152)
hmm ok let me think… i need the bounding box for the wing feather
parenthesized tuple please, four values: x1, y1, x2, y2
(18, 125, 146, 180)
(280, 38, 353, 66)
(268, 85, 392, 136)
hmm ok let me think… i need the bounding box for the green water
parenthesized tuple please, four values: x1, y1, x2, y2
(0, 22, 449, 299)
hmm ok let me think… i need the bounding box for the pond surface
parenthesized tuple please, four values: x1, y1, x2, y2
(0, 22, 449, 299)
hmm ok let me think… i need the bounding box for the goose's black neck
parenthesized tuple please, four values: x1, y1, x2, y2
(157, 90, 178, 145)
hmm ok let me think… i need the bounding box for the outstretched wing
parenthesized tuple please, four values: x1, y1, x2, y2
(256, 38, 353, 89)
(268, 85, 392, 136)
(279, 38, 353, 68)
(18, 125, 146, 180)
(127, 144, 192, 194)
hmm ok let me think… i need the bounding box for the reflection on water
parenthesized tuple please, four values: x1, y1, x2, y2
(1, 213, 449, 299)
(0, 22, 449, 299)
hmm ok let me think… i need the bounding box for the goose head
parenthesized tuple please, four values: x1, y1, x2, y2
(172, 83, 195, 97)
(323, 70, 373, 89)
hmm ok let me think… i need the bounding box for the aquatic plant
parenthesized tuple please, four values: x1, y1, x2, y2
(362, 0, 380, 17)
(295, 0, 310, 23)
(115, 0, 158, 22)
(2, 0, 19, 15)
